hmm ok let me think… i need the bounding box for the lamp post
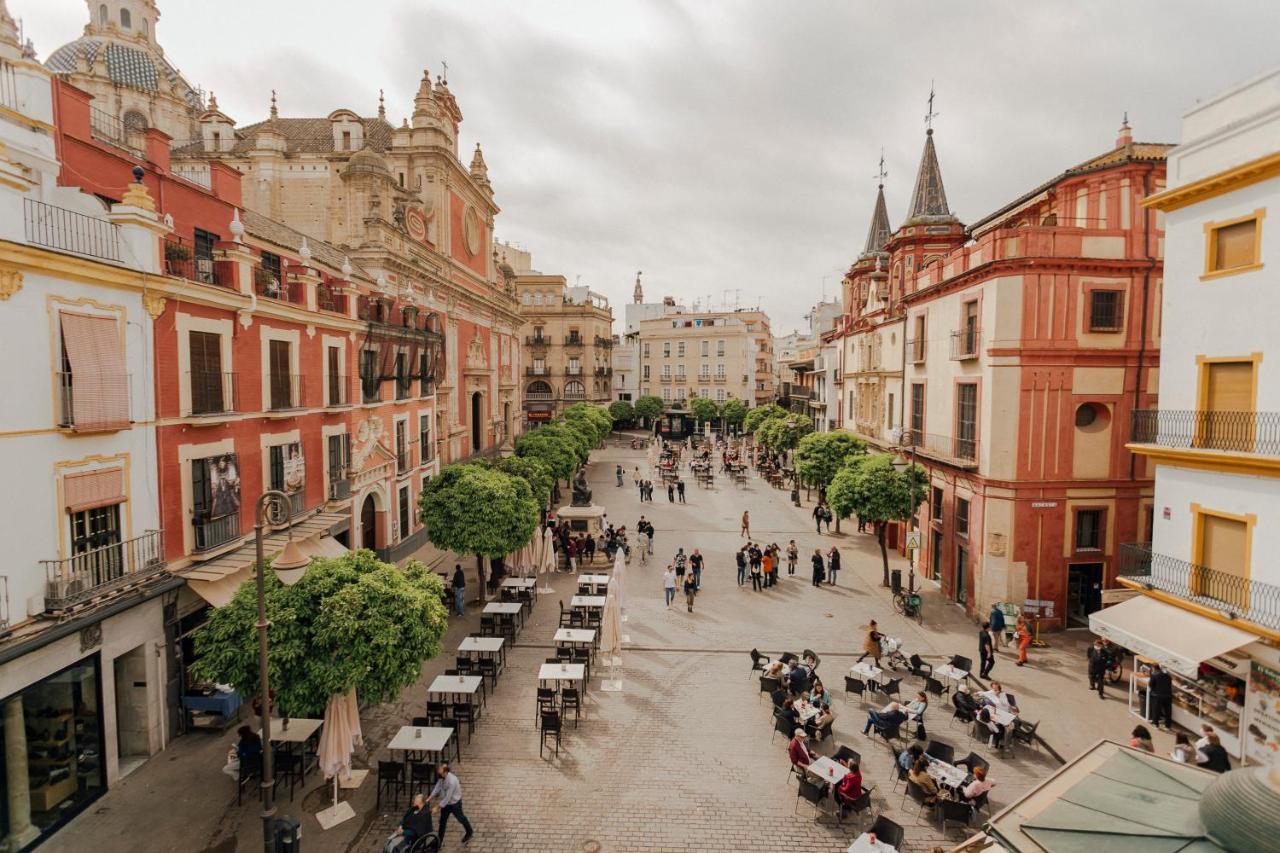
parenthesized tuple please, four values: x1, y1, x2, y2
(891, 439, 918, 595)
(253, 489, 312, 853)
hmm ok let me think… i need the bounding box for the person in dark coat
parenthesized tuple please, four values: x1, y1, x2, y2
(979, 622, 996, 679)
(811, 549, 825, 587)
(826, 547, 841, 585)
(1147, 663, 1173, 729)
(1087, 639, 1110, 699)
(1198, 732, 1231, 773)
(988, 603, 1006, 650)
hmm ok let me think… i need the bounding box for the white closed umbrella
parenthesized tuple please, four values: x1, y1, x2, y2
(599, 590, 623, 691)
(612, 548, 628, 618)
(315, 688, 365, 829)
(538, 526, 556, 592)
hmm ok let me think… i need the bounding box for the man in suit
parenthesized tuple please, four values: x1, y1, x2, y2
(1147, 663, 1173, 730)
(978, 622, 996, 679)
(1087, 639, 1110, 699)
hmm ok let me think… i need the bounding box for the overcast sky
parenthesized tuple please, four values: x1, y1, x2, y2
(20, 1, 1280, 332)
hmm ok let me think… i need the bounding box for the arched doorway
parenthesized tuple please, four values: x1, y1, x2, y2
(360, 493, 377, 551)
(471, 392, 482, 453)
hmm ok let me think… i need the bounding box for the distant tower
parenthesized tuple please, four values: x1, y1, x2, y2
(633, 270, 643, 303)
(1115, 112, 1133, 149)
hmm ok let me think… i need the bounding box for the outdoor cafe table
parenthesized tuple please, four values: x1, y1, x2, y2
(795, 701, 822, 723)
(849, 662, 883, 687)
(499, 576, 538, 598)
(987, 705, 1018, 727)
(458, 636, 506, 669)
(927, 758, 969, 792)
(261, 717, 323, 773)
(554, 628, 596, 650)
(577, 574, 611, 593)
(935, 663, 969, 686)
(538, 663, 585, 687)
(388, 724, 454, 766)
(427, 674, 485, 711)
(806, 756, 848, 785)
(848, 833, 898, 853)
(483, 601, 525, 631)
(570, 595, 607, 611)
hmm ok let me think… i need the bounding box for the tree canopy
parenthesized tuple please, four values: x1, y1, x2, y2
(563, 403, 613, 445)
(191, 550, 448, 718)
(743, 403, 787, 434)
(419, 463, 540, 558)
(558, 417, 596, 462)
(830, 453, 926, 585)
(634, 395, 663, 421)
(608, 399, 635, 425)
(489, 454, 554, 509)
(689, 397, 719, 425)
(757, 413, 814, 453)
(795, 432, 867, 491)
(516, 424, 579, 480)
(720, 398, 748, 427)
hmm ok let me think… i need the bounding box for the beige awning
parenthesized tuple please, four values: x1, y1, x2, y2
(1088, 595, 1259, 679)
(298, 535, 348, 560)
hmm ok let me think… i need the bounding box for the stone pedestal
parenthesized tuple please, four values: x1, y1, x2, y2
(556, 504, 606, 537)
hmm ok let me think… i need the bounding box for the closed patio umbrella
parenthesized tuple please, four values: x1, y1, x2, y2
(600, 589, 624, 691)
(538, 526, 556, 592)
(315, 688, 364, 829)
(612, 548, 628, 617)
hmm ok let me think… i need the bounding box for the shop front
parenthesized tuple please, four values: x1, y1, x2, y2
(1091, 594, 1265, 762)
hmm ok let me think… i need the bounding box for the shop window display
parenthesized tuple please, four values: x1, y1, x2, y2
(0, 657, 105, 851)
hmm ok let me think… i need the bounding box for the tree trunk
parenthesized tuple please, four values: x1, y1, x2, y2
(878, 523, 890, 587)
(476, 553, 487, 604)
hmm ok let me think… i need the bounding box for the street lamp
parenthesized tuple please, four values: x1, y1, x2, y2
(891, 442, 918, 595)
(253, 489, 311, 853)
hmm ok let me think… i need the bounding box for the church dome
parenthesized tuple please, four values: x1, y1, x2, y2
(343, 144, 390, 176)
(1199, 764, 1280, 852)
(45, 36, 200, 108)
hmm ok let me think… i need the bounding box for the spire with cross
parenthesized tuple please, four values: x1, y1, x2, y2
(925, 80, 939, 133)
(874, 148, 888, 188)
(862, 150, 893, 257)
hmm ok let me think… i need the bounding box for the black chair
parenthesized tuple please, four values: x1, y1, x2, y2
(779, 651, 799, 665)
(535, 686, 558, 722)
(424, 701, 447, 727)
(572, 647, 592, 682)
(1011, 719, 1039, 752)
(909, 653, 933, 680)
(236, 753, 262, 805)
(891, 760, 909, 792)
(832, 744, 860, 766)
(772, 714, 793, 743)
(950, 695, 976, 730)
(560, 687, 583, 728)
(950, 655, 973, 674)
(837, 788, 874, 826)
(878, 677, 901, 700)
(759, 675, 782, 700)
(956, 751, 989, 775)
(903, 779, 932, 818)
(539, 710, 562, 759)
(844, 676, 866, 701)
(867, 815, 905, 849)
(376, 760, 407, 809)
(455, 657, 475, 675)
(770, 689, 788, 711)
(555, 646, 573, 662)
(925, 676, 948, 700)
(443, 669, 459, 676)
(926, 739, 955, 765)
(452, 700, 478, 744)
(870, 719, 900, 744)
(795, 776, 831, 819)
(936, 797, 974, 832)
(749, 648, 771, 678)
(497, 615, 517, 642)
(811, 715, 834, 744)
(480, 615, 497, 636)
(557, 600, 572, 627)
(477, 657, 499, 688)
(577, 584, 592, 596)
(409, 760, 436, 793)
(971, 789, 992, 818)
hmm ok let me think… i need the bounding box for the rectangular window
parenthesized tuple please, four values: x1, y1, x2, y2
(930, 529, 943, 580)
(663, 342, 670, 357)
(662, 388, 671, 403)
(676, 365, 685, 379)
(59, 311, 129, 430)
(1075, 509, 1104, 551)
(1088, 290, 1124, 332)
(193, 228, 219, 284)
(395, 352, 411, 400)
(717, 362, 726, 378)
(360, 348, 380, 403)
(642, 365, 650, 379)
(956, 497, 970, 538)
(675, 342, 684, 357)
(931, 486, 943, 522)
(1195, 511, 1249, 610)
(260, 251, 282, 284)
(700, 340, 709, 357)
(887, 392, 895, 429)
(956, 383, 977, 460)
(396, 420, 408, 472)
(1199, 360, 1257, 451)
(398, 486, 411, 539)
(716, 388, 725, 402)
(963, 301, 978, 347)
(269, 339, 293, 409)
(191, 453, 241, 550)
(419, 414, 433, 463)
(1205, 213, 1261, 276)
(568, 357, 581, 375)
(717, 340, 725, 356)
(911, 314, 926, 362)
(327, 433, 349, 481)
(699, 364, 710, 378)
(327, 346, 342, 406)
(70, 503, 122, 557)
(643, 342, 651, 357)
(189, 330, 226, 415)
(911, 383, 924, 443)
(342, 130, 352, 150)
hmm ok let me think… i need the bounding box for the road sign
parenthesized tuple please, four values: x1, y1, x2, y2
(904, 530, 922, 550)
(1031, 501, 1058, 509)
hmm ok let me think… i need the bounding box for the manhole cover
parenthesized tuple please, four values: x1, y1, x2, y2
(582, 841, 602, 853)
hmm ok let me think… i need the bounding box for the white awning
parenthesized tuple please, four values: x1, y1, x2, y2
(1089, 595, 1260, 679)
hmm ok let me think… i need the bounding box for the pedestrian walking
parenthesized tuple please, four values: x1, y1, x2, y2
(684, 571, 698, 612)
(426, 762, 474, 845)
(663, 565, 677, 607)
(786, 539, 798, 575)
(741, 510, 751, 538)
(676, 479, 686, 503)
(450, 564, 466, 618)
(989, 603, 1006, 651)
(826, 546, 840, 585)
(1148, 663, 1173, 729)
(762, 550, 775, 589)
(673, 547, 686, 580)
(583, 534, 596, 566)
(856, 621, 883, 667)
(667, 482, 675, 502)
(810, 549, 825, 587)
(637, 479, 646, 501)
(979, 622, 996, 679)
(616, 464, 624, 487)
(1087, 638, 1109, 699)
(822, 506, 833, 533)
(749, 546, 763, 592)
(690, 548, 703, 590)
(813, 503, 826, 534)
(1015, 618, 1031, 667)
(633, 466, 641, 487)
(857, 513, 867, 533)
(736, 547, 747, 587)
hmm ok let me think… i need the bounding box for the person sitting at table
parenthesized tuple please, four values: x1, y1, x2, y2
(975, 706, 1007, 748)
(961, 766, 995, 801)
(235, 725, 262, 763)
(788, 659, 812, 692)
(779, 697, 801, 730)
(862, 700, 907, 736)
(834, 758, 863, 808)
(385, 792, 434, 853)
(908, 755, 941, 805)
(979, 681, 1019, 714)
(898, 743, 924, 772)
(762, 659, 791, 680)
(906, 690, 928, 718)
(787, 728, 814, 770)
(809, 699, 836, 741)
(810, 680, 832, 709)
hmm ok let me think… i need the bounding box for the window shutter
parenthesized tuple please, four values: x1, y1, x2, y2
(63, 467, 125, 512)
(192, 458, 211, 519)
(269, 445, 284, 490)
(59, 311, 129, 431)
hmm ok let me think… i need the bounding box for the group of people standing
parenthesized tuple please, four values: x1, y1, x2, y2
(733, 537, 843, 592)
(662, 546, 704, 612)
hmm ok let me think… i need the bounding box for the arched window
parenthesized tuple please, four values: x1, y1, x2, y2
(120, 7, 131, 28)
(526, 380, 552, 400)
(99, 4, 109, 25)
(533, 293, 543, 306)
(521, 292, 531, 305)
(564, 380, 585, 400)
(123, 110, 148, 133)
(140, 17, 148, 37)
(1041, 212, 1058, 226)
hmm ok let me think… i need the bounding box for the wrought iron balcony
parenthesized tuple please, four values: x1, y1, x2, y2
(903, 429, 978, 465)
(325, 376, 351, 408)
(193, 514, 240, 552)
(595, 336, 615, 349)
(566, 366, 583, 376)
(187, 371, 238, 417)
(24, 198, 121, 262)
(318, 285, 348, 314)
(164, 237, 233, 288)
(268, 374, 305, 411)
(526, 366, 551, 377)
(255, 269, 302, 303)
(526, 335, 551, 347)
(595, 366, 613, 377)
(328, 468, 352, 501)
(42, 530, 164, 612)
(1118, 543, 1280, 632)
(1131, 409, 1280, 457)
(286, 490, 305, 518)
(950, 327, 980, 360)
(88, 106, 144, 158)
(564, 335, 584, 347)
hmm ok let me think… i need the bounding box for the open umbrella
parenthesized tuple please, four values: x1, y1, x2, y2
(599, 589, 624, 691)
(315, 688, 364, 829)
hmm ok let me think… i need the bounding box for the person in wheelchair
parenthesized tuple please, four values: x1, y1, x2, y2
(386, 793, 434, 853)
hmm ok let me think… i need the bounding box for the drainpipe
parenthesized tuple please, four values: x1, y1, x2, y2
(1130, 166, 1156, 480)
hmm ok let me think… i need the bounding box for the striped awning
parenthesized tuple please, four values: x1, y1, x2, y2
(64, 467, 125, 513)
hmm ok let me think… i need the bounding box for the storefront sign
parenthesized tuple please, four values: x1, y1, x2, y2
(1031, 501, 1058, 509)
(1245, 661, 1280, 765)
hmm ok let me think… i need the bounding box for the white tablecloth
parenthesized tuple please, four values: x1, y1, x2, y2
(848, 833, 897, 853)
(807, 756, 848, 784)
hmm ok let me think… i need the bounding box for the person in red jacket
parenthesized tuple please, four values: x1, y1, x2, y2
(834, 758, 863, 807)
(787, 729, 813, 770)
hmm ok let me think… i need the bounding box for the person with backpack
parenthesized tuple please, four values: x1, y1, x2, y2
(735, 547, 747, 587)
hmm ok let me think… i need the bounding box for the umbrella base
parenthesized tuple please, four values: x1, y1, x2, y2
(316, 800, 356, 830)
(600, 679, 623, 692)
(340, 768, 368, 789)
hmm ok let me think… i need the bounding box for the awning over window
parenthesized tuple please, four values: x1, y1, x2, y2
(64, 467, 125, 513)
(59, 311, 129, 431)
(1089, 595, 1260, 679)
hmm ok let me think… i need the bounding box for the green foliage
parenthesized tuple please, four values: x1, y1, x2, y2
(191, 550, 448, 718)
(757, 413, 814, 452)
(634, 395, 663, 421)
(834, 453, 927, 585)
(689, 397, 720, 425)
(418, 463, 540, 558)
(743, 403, 787, 434)
(608, 399, 635, 425)
(490, 454, 554, 508)
(720, 398, 748, 426)
(557, 417, 595, 462)
(563, 403, 612, 445)
(795, 432, 867, 489)
(516, 424, 579, 480)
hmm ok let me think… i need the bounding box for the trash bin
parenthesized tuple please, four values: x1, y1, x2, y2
(272, 816, 301, 853)
(890, 569, 902, 595)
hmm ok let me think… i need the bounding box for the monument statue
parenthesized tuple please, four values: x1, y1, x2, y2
(571, 468, 593, 507)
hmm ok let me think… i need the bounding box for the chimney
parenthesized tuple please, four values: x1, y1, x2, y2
(1115, 112, 1133, 149)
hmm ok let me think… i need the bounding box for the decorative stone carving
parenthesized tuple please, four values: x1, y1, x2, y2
(79, 624, 102, 652)
(142, 292, 166, 319)
(0, 268, 22, 301)
(465, 335, 487, 370)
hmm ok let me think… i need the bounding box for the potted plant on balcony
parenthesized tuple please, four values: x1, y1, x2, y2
(164, 241, 191, 265)
(254, 267, 281, 296)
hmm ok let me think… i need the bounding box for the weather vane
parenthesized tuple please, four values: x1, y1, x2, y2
(925, 80, 939, 131)
(874, 148, 887, 187)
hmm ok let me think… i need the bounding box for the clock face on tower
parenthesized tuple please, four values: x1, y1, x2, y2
(463, 205, 482, 257)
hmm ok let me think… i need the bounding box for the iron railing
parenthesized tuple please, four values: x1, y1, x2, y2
(564, 335, 584, 346)
(565, 366, 583, 376)
(24, 198, 121, 262)
(904, 429, 978, 464)
(525, 335, 551, 347)
(165, 238, 233, 288)
(328, 469, 351, 501)
(187, 371, 237, 416)
(526, 366, 551, 376)
(1118, 543, 1280, 631)
(193, 514, 239, 552)
(172, 164, 213, 189)
(42, 530, 164, 611)
(326, 376, 350, 407)
(950, 327, 980, 360)
(1131, 409, 1280, 456)
(285, 490, 305, 518)
(318, 285, 347, 314)
(595, 336, 615, 349)
(595, 366, 613, 377)
(268, 374, 305, 411)
(89, 106, 144, 158)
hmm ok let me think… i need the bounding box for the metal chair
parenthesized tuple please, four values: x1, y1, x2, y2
(409, 760, 436, 793)
(903, 779, 932, 821)
(795, 776, 831, 819)
(375, 760, 407, 809)
(878, 677, 902, 701)
(866, 815, 905, 849)
(479, 615, 497, 636)
(771, 714, 793, 743)
(560, 686, 583, 727)
(235, 753, 262, 806)
(1011, 719, 1040, 753)
(555, 646, 574, 662)
(909, 653, 933, 680)
(949, 655, 973, 674)
(925, 676, 948, 700)
(925, 739, 955, 765)
(936, 797, 974, 832)
(844, 676, 866, 701)
(557, 600, 572, 627)
(535, 687, 558, 722)
(571, 647, 592, 682)
(749, 648, 771, 677)
(759, 675, 782, 701)
(837, 788, 874, 826)
(539, 710, 562, 759)
(477, 657, 499, 688)
(424, 701, 447, 727)
(955, 751, 989, 775)
(831, 744, 861, 766)
(452, 700, 479, 744)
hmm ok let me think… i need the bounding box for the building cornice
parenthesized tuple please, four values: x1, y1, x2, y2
(1142, 150, 1280, 213)
(904, 255, 1156, 305)
(1126, 443, 1280, 480)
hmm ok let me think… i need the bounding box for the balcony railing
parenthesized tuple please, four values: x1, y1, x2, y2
(903, 428, 978, 464)
(255, 269, 302, 304)
(268, 374, 305, 411)
(193, 514, 240, 552)
(564, 388, 587, 400)
(565, 367, 583, 376)
(525, 390, 554, 401)
(24, 198, 121, 262)
(659, 376, 673, 384)
(326, 376, 350, 408)
(595, 336, 614, 349)
(41, 530, 165, 612)
(89, 106, 144, 158)
(526, 366, 551, 377)
(595, 366, 613, 377)
(1131, 409, 1280, 456)
(328, 469, 352, 501)
(950, 327, 980, 360)
(318, 285, 348, 314)
(187, 371, 238, 416)
(907, 338, 926, 364)
(165, 238, 233, 288)
(285, 490, 305, 518)
(564, 335, 584, 347)
(526, 335, 551, 347)
(714, 375, 727, 383)
(1118, 543, 1280, 631)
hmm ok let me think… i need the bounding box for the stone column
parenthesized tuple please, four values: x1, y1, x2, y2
(3, 697, 41, 851)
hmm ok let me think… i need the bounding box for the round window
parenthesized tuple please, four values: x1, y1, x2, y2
(1075, 404, 1098, 428)
(1075, 403, 1110, 433)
